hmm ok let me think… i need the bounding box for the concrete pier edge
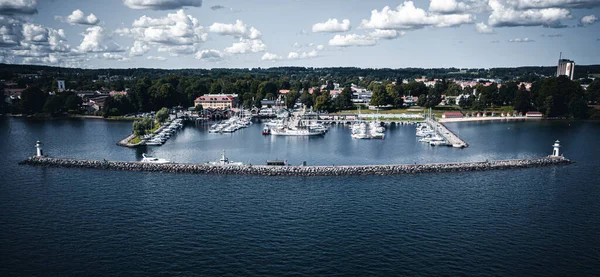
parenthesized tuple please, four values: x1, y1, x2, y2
(19, 156, 573, 176)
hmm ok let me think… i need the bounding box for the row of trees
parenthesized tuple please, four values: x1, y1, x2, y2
(5, 69, 600, 120)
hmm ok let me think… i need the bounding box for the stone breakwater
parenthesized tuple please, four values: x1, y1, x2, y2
(19, 156, 572, 176)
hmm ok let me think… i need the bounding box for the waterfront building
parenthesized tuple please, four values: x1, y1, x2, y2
(525, 111, 543, 117)
(442, 111, 464, 119)
(194, 94, 238, 110)
(557, 58, 575, 80)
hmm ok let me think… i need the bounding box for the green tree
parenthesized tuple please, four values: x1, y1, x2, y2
(155, 107, 169, 123)
(300, 91, 314, 108)
(285, 90, 299, 109)
(586, 79, 600, 104)
(369, 84, 390, 107)
(20, 86, 46, 114)
(402, 81, 428, 97)
(133, 120, 146, 136)
(65, 94, 83, 112)
(386, 84, 403, 107)
(568, 96, 588, 119)
(513, 85, 532, 113)
(444, 82, 462, 96)
(43, 95, 66, 116)
(131, 77, 152, 112)
(314, 94, 331, 112)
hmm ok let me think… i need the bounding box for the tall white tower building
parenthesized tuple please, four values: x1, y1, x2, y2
(557, 57, 575, 80)
(35, 140, 43, 156)
(552, 140, 561, 157)
(57, 80, 66, 92)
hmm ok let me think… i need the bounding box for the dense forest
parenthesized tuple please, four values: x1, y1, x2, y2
(2, 64, 600, 119)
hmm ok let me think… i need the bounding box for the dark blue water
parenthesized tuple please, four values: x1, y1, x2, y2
(1, 117, 599, 276)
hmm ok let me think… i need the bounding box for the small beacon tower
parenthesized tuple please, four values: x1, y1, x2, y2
(35, 140, 43, 157)
(551, 140, 561, 157)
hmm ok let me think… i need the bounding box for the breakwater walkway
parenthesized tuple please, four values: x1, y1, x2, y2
(19, 156, 572, 176)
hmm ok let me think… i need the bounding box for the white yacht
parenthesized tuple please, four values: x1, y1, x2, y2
(270, 127, 323, 136)
(208, 150, 244, 166)
(141, 153, 171, 163)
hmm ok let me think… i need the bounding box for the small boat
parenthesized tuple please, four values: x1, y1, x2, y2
(141, 153, 170, 163)
(262, 126, 270, 135)
(208, 150, 244, 166)
(270, 127, 323, 136)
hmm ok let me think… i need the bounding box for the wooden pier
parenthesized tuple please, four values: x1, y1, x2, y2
(425, 118, 469, 148)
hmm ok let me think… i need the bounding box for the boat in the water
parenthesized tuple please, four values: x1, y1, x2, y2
(262, 126, 271, 135)
(208, 150, 244, 166)
(270, 127, 323, 136)
(141, 153, 171, 163)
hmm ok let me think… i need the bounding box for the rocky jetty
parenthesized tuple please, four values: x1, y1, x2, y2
(19, 156, 573, 176)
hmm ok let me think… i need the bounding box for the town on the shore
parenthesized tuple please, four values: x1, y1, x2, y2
(2, 57, 600, 123)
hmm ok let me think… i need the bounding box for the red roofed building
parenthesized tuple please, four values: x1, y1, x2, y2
(194, 94, 238, 110)
(278, 89, 290, 94)
(525, 111, 543, 117)
(442, 111, 464, 118)
(4, 88, 25, 97)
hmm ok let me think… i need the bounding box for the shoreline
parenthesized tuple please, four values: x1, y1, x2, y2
(438, 117, 542, 123)
(4, 114, 138, 121)
(19, 156, 573, 177)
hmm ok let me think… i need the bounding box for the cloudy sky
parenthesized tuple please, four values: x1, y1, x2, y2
(1, 0, 599, 69)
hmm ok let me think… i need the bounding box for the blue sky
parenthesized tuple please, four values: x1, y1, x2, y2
(1, 0, 599, 69)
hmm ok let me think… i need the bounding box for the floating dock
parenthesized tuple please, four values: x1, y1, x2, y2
(19, 156, 571, 176)
(424, 118, 469, 148)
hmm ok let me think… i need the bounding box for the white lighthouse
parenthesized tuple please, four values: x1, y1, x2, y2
(551, 140, 561, 157)
(35, 140, 43, 156)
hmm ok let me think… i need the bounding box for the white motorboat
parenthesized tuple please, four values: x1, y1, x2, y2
(141, 153, 170, 163)
(144, 140, 163, 146)
(208, 150, 244, 166)
(270, 127, 323, 136)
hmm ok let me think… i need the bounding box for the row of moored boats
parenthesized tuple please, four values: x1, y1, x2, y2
(350, 121, 385, 139)
(143, 119, 184, 146)
(416, 122, 450, 146)
(262, 117, 328, 136)
(208, 116, 252, 133)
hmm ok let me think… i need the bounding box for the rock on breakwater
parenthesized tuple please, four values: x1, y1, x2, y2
(19, 156, 573, 176)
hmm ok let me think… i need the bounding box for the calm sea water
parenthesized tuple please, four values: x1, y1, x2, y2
(1, 117, 599, 276)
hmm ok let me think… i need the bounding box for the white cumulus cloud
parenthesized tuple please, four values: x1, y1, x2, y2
(580, 15, 598, 26)
(370, 29, 404, 39)
(261, 52, 281, 61)
(329, 34, 377, 47)
(77, 26, 124, 53)
(208, 20, 261, 39)
(360, 1, 474, 30)
(194, 49, 223, 61)
(102, 52, 130, 61)
(287, 50, 318, 59)
(124, 9, 207, 57)
(124, 0, 203, 10)
(147, 55, 166, 60)
(129, 40, 149, 56)
(488, 0, 571, 28)
(56, 9, 99, 25)
(475, 22, 495, 33)
(224, 38, 266, 54)
(508, 37, 534, 42)
(312, 18, 351, 33)
(429, 0, 468, 14)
